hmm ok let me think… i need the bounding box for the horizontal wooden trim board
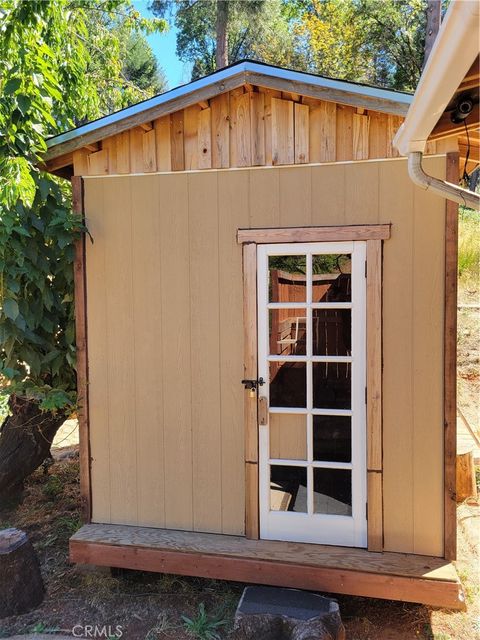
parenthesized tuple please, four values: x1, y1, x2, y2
(70, 524, 465, 610)
(237, 224, 391, 244)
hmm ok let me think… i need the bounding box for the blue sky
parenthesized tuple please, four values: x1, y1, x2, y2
(132, 0, 193, 89)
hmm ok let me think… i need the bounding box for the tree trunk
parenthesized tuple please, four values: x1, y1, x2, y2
(0, 395, 66, 504)
(215, 0, 229, 69)
(423, 0, 441, 69)
(0, 528, 44, 618)
(233, 587, 345, 640)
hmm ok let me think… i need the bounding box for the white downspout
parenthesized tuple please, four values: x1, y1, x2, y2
(408, 152, 480, 210)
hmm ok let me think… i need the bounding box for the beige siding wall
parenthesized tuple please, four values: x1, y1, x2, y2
(84, 156, 446, 555)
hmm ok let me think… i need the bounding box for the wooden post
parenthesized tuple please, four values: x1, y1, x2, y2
(423, 0, 441, 69)
(456, 451, 477, 502)
(72, 176, 91, 523)
(444, 152, 459, 560)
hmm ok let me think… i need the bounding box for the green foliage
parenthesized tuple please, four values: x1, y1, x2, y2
(0, 174, 82, 411)
(0, 1, 166, 415)
(28, 622, 61, 634)
(0, 1, 86, 201)
(55, 513, 82, 536)
(354, 0, 431, 90)
(151, 0, 299, 80)
(458, 207, 480, 283)
(42, 474, 63, 499)
(294, 0, 372, 83)
(269, 254, 349, 275)
(124, 32, 167, 95)
(82, 5, 167, 117)
(294, 0, 451, 91)
(181, 603, 227, 640)
(152, 0, 450, 91)
(269, 255, 307, 274)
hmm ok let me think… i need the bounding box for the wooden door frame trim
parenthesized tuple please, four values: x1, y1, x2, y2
(72, 175, 92, 523)
(444, 152, 459, 560)
(237, 224, 391, 245)
(242, 243, 259, 538)
(366, 239, 383, 551)
(239, 229, 386, 548)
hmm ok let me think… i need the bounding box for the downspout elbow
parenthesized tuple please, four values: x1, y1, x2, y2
(408, 152, 479, 210)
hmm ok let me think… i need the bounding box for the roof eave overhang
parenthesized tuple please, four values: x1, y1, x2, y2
(394, 0, 480, 156)
(45, 61, 411, 162)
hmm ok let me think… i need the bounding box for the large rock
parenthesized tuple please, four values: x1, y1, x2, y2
(0, 528, 44, 618)
(233, 586, 345, 640)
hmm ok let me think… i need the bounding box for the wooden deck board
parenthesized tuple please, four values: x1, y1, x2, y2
(70, 524, 464, 609)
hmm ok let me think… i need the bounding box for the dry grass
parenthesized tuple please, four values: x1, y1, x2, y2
(457, 211, 479, 458)
(429, 503, 480, 640)
(458, 209, 479, 288)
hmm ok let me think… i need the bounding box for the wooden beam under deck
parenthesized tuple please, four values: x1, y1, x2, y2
(70, 524, 465, 610)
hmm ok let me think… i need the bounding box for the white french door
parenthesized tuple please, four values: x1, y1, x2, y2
(257, 241, 367, 548)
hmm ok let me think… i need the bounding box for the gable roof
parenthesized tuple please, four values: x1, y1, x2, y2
(45, 59, 412, 162)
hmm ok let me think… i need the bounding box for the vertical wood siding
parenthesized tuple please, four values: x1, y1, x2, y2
(73, 87, 424, 177)
(84, 156, 445, 555)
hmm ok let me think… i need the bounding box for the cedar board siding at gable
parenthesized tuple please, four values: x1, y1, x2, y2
(69, 88, 441, 177)
(83, 156, 446, 557)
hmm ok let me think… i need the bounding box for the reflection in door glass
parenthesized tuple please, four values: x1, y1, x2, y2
(313, 416, 351, 462)
(269, 256, 306, 303)
(270, 362, 306, 408)
(312, 362, 351, 409)
(312, 309, 351, 356)
(312, 254, 351, 302)
(269, 308, 307, 356)
(313, 468, 352, 515)
(270, 465, 307, 512)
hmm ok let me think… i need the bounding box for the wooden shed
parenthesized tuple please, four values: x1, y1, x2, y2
(45, 60, 469, 609)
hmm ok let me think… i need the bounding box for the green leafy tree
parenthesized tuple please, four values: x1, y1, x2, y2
(294, 0, 450, 91)
(150, 0, 298, 79)
(124, 32, 167, 95)
(151, 0, 447, 90)
(82, 8, 167, 118)
(0, 0, 166, 501)
(292, 0, 372, 82)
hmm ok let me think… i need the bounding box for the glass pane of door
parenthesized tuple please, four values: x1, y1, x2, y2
(258, 241, 367, 548)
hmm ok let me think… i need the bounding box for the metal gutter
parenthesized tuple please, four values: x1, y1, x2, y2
(394, 1, 479, 156)
(393, 0, 480, 210)
(46, 60, 412, 161)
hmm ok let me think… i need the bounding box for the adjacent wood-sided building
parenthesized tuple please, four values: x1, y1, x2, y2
(45, 60, 470, 609)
